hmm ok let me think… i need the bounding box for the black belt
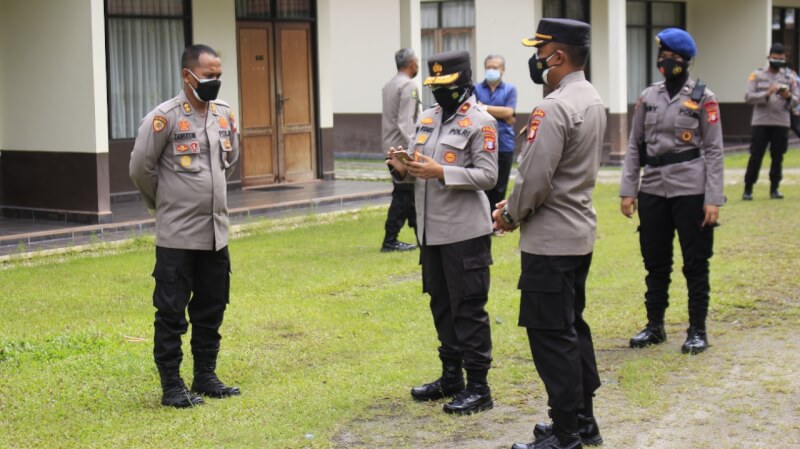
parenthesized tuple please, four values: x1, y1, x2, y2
(644, 148, 701, 167)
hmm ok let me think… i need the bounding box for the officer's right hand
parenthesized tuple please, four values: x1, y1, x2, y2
(386, 146, 408, 178)
(620, 197, 637, 218)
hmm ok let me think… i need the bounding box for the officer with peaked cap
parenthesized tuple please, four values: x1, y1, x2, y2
(493, 18, 605, 449)
(387, 50, 498, 415)
(621, 28, 724, 356)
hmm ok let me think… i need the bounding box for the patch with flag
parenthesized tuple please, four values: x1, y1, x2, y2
(483, 126, 497, 152)
(527, 109, 545, 142)
(704, 101, 719, 124)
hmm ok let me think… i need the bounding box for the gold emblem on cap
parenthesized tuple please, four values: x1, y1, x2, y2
(433, 62, 443, 75)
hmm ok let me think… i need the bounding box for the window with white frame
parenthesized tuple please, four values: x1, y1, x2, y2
(420, 0, 475, 107)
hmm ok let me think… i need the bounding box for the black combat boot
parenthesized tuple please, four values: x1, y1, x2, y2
(191, 351, 241, 398)
(442, 368, 493, 415)
(629, 322, 666, 348)
(158, 363, 204, 408)
(533, 414, 603, 446)
(681, 326, 709, 355)
(411, 362, 464, 401)
(513, 411, 582, 449)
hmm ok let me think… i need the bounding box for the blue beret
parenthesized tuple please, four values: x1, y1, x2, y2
(656, 28, 696, 59)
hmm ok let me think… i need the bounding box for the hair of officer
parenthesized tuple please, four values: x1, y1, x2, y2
(181, 44, 219, 70)
(395, 48, 416, 69)
(553, 43, 590, 68)
(484, 54, 506, 69)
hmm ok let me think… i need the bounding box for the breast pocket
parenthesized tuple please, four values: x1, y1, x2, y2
(439, 132, 470, 166)
(644, 112, 659, 143)
(219, 137, 233, 169)
(674, 115, 699, 146)
(172, 142, 201, 173)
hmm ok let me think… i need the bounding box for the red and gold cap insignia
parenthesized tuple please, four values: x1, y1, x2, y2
(153, 116, 167, 133)
(433, 62, 443, 75)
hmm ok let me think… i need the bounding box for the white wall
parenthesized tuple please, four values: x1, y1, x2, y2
(474, 0, 540, 113)
(0, 0, 107, 153)
(317, 0, 334, 128)
(193, 0, 240, 123)
(330, 0, 403, 113)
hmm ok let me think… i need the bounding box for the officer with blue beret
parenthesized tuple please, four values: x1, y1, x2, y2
(621, 28, 725, 355)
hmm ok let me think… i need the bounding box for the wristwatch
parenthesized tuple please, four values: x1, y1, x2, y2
(501, 208, 515, 225)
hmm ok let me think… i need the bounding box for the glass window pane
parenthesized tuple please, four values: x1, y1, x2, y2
(421, 32, 436, 108)
(565, 0, 588, 21)
(627, 28, 647, 102)
(442, 1, 474, 28)
(236, 0, 271, 18)
(108, 18, 185, 139)
(627, 1, 646, 26)
(421, 3, 439, 29)
(650, 28, 666, 82)
(107, 0, 184, 16)
(543, 0, 561, 18)
(773, 8, 783, 30)
(786, 8, 796, 30)
(277, 0, 312, 18)
(652, 2, 681, 27)
(443, 30, 472, 52)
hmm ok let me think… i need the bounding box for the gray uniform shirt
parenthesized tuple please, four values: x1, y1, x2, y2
(620, 78, 725, 206)
(401, 95, 498, 245)
(382, 72, 421, 150)
(505, 71, 606, 256)
(745, 67, 799, 127)
(130, 91, 240, 251)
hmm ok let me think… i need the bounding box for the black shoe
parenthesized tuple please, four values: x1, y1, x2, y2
(742, 192, 753, 201)
(511, 433, 583, 449)
(681, 327, 709, 355)
(191, 372, 241, 398)
(629, 323, 667, 348)
(411, 366, 465, 401)
(381, 240, 417, 252)
(534, 414, 603, 446)
(442, 383, 493, 415)
(162, 378, 205, 408)
(770, 190, 784, 199)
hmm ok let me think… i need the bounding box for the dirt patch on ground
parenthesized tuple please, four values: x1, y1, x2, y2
(332, 319, 800, 449)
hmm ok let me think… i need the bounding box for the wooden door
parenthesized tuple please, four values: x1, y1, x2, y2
(237, 21, 316, 186)
(275, 22, 316, 182)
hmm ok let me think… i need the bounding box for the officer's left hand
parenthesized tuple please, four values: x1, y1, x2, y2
(405, 154, 444, 181)
(702, 205, 719, 227)
(780, 88, 792, 99)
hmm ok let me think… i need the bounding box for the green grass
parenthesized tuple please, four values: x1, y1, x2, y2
(722, 145, 800, 169)
(1, 155, 799, 448)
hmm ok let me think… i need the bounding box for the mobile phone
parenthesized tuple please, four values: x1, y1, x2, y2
(392, 150, 416, 163)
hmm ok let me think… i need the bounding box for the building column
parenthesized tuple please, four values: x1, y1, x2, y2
(606, 0, 628, 162)
(316, 0, 335, 179)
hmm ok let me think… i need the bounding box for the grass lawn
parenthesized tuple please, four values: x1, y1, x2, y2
(1, 154, 799, 448)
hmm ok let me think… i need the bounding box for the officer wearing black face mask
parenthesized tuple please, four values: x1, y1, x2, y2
(387, 50, 498, 416)
(130, 44, 240, 408)
(621, 28, 724, 357)
(743, 42, 799, 200)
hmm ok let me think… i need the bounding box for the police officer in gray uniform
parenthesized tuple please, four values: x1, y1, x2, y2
(494, 19, 605, 449)
(621, 29, 724, 355)
(130, 44, 241, 408)
(743, 42, 799, 200)
(381, 48, 421, 252)
(387, 50, 498, 415)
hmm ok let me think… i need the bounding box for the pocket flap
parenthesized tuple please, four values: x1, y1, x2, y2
(463, 255, 492, 270)
(152, 264, 177, 282)
(517, 273, 562, 293)
(675, 115, 699, 129)
(440, 133, 469, 150)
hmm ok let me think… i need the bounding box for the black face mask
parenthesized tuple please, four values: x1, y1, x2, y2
(528, 52, 557, 85)
(188, 70, 222, 102)
(769, 58, 786, 69)
(657, 58, 689, 81)
(433, 84, 469, 114)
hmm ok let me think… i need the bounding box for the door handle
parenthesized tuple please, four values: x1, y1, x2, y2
(277, 94, 290, 114)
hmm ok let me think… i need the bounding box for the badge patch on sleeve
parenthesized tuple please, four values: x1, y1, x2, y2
(153, 116, 167, 133)
(483, 125, 497, 152)
(704, 101, 720, 124)
(527, 109, 545, 142)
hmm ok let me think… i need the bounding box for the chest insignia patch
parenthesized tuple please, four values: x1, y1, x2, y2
(182, 102, 192, 114)
(416, 134, 429, 145)
(681, 131, 693, 142)
(210, 103, 218, 114)
(704, 101, 720, 124)
(683, 100, 700, 110)
(176, 144, 189, 153)
(180, 155, 192, 168)
(443, 151, 457, 164)
(458, 117, 472, 128)
(223, 139, 232, 150)
(153, 116, 167, 133)
(219, 116, 228, 129)
(178, 119, 190, 131)
(420, 117, 435, 125)
(190, 142, 199, 153)
(458, 103, 471, 114)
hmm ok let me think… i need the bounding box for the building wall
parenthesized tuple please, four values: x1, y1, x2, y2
(317, 0, 336, 177)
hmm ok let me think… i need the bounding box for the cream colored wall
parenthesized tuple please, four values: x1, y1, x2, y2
(688, 0, 770, 102)
(193, 0, 240, 123)
(330, 0, 403, 113)
(317, 0, 334, 128)
(0, 0, 107, 153)
(474, 0, 539, 113)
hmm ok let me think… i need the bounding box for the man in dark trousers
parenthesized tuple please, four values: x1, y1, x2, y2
(130, 44, 240, 408)
(743, 42, 799, 200)
(495, 19, 605, 449)
(381, 48, 421, 252)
